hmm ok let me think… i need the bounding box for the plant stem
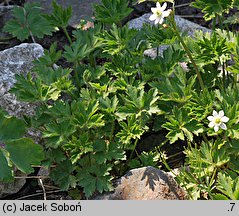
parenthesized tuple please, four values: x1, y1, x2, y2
(222, 62, 226, 90)
(171, 20, 204, 90)
(62, 27, 72, 45)
(30, 31, 36, 43)
(129, 138, 139, 160)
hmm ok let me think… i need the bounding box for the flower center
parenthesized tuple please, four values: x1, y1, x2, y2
(214, 117, 221, 124)
(156, 10, 162, 16)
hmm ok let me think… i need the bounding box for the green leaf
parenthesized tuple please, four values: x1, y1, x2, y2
(116, 85, 160, 120)
(10, 73, 47, 102)
(142, 47, 184, 80)
(150, 69, 195, 103)
(0, 111, 26, 142)
(72, 100, 105, 129)
(0, 149, 13, 181)
(191, 0, 235, 21)
(5, 138, 44, 174)
(212, 193, 230, 200)
(77, 158, 113, 198)
(162, 107, 203, 144)
(116, 115, 144, 147)
(33, 42, 62, 67)
(93, 0, 133, 25)
(50, 159, 77, 190)
(3, 3, 53, 41)
(43, 119, 76, 148)
(44, 0, 72, 29)
(98, 24, 138, 56)
(216, 172, 239, 200)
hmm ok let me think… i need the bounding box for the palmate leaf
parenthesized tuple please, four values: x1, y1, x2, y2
(50, 159, 77, 190)
(150, 70, 196, 103)
(191, 0, 235, 21)
(3, 3, 53, 41)
(162, 107, 203, 144)
(142, 24, 177, 48)
(44, 0, 72, 29)
(92, 139, 126, 164)
(63, 40, 94, 64)
(98, 24, 138, 56)
(116, 86, 160, 120)
(10, 74, 48, 102)
(5, 138, 44, 174)
(142, 47, 184, 80)
(93, 0, 133, 24)
(116, 115, 144, 147)
(43, 119, 76, 148)
(77, 157, 113, 198)
(33, 42, 62, 67)
(72, 100, 105, 129)
(216, 173, 239, 200)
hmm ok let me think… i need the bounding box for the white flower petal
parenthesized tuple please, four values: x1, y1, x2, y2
(149, 14, 157, 21)
(221, 116, 229, 123)
(158, 17, 164, 24)
(151, 7, 158, 14)
(163, 9, 171, 17)
(154, 19, 160, 25)
(207, 116, 214, 121)
(219, 110, 224, 117)
(214, 125, 219, 132)
(208, 121, 215, 128)
(156, 2, 161, 8)
(161, 2, 167, 11)
(220, 123, 227, 130)
(213, 110, 218, 117)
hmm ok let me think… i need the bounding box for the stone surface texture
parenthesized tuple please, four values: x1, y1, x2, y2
(26, 0, 101, 27)
(0, 170, 26, 198)
(128, 13, 211, 35)
(0, 43, 44, 117)
(127, 13, 211, 59)
(0, 5, 13, 37)
(93, 166, 187, 200)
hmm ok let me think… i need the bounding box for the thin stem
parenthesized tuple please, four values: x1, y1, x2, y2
(129, 138, 139, 160)
(171, 21, 204, 90)
(62, 27, 72, 45)
(222, 62, 226, 90)
(202, 133, 209, 143)
(30, 31, 36, 43)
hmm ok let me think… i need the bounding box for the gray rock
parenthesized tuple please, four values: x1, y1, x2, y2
(128, 14, 211, 59)
(26, 0, 101, 28)
(128, 13, 211, 36)
(93, 166, 187, 200)
(0, 5, 14, 37)
(0, 43, 44, 117)
(0, 170, 26, 198)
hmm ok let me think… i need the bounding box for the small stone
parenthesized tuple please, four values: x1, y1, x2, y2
(93, 166, 187, 200)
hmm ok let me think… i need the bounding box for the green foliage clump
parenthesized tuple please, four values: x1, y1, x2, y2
(2, 0, 239, 200)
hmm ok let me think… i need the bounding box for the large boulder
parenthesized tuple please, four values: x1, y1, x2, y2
(93, 166, 187, 200)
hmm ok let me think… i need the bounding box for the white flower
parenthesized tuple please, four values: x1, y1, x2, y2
(207, 110, 229, 132)
(149, 2, 172, 25)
